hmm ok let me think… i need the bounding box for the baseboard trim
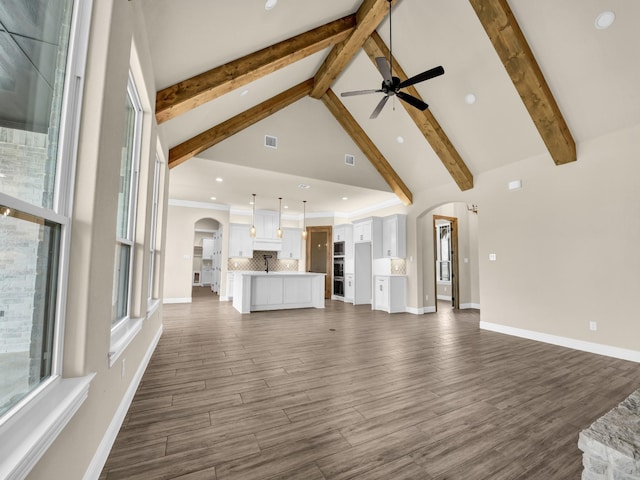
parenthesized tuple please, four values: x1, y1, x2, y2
(437, 295, 452, 301)
(405, 306, 437, 315)
(219, 296, 230, 302)
(83, 325, 163, 479)
(460, 303, 481, 310)
(480, 321, 640, 363)
(163, 297, 191, 304)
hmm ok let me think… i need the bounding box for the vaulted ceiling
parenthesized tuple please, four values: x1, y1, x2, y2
(141, 0, 639, 215)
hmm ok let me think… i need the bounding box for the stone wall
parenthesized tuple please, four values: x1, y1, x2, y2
(578, 389, 640, 480)
(0, 128, 48, 355)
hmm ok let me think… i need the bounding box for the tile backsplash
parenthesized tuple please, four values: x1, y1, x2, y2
(390, 258, 407, 275)
(228, 250, 299, 272)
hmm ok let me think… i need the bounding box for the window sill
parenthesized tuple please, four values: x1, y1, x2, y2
(0, 374, 95, 480)
(109, 316, 144, 367)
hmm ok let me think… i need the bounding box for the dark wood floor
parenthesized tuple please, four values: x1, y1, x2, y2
(100, 289, 639, 479)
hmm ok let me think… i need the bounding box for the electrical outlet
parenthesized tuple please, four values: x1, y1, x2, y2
(589, 321, 597, 331)
(425, 295, 429, 301)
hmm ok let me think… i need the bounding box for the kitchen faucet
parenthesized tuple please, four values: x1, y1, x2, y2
(263, 254, 273, 273)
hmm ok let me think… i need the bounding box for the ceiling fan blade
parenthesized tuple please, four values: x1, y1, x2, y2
(370, 95, 389, 119)
(397, 91, 429, 111)
(397, 66, 444, 89)
(341, 89, 382, 97)
(375, 57, 392, 83)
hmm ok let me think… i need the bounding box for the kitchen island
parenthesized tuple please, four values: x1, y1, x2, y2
(232, 272, 326, 314)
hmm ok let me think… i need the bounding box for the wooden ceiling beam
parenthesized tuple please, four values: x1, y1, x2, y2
(469, 0, 576, 165)
(363, 32, 474, 191)
(310, 0, 392, 99)
(156, 15, 356, 124)
(321, 89, 413, 205)
(168, 79, 314, 169)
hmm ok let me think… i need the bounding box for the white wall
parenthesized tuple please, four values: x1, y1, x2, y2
(404, 124, 640, 357)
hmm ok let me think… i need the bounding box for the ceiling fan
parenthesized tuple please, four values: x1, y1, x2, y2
(341, 0, 444, 119)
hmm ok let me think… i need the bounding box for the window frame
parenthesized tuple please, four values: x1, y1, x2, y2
(436, 222, 452, 285)
(0, 0, 95, 476)
(148, 154, 161, 304)
(109, 71, 144, 365)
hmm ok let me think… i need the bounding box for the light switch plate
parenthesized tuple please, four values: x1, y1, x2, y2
(489, 253, 497, 261)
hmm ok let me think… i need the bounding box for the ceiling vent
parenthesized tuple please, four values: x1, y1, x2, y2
(264, 135, 278, 149)
(345, 154, 355, 166)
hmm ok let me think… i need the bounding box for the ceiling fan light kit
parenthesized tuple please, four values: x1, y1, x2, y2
(341, 0, 444, 119)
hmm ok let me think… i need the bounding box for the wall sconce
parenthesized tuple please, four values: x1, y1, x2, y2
(250, 194, 256, 237)
(467, 204, 478, 214)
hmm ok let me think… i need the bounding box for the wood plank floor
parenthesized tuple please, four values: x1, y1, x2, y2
(100, 289, 639, 479)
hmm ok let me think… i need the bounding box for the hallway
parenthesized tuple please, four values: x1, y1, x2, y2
(100, 297, 638, 479)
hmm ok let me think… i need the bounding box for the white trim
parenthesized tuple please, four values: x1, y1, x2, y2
(0, 374, 95, 480)
(83, 326, 162, 480)
(460, 303, 481, 310)
(163, 297, 192, 304)
(220, 295, 231, 302)
(108, 316, 144, 367)
(437, 294, 452, 301)
(480, 321, 640, 363)
(172, 197, 402, 220)
(170, 198, 231, 211)
(405, 306, 437, 314)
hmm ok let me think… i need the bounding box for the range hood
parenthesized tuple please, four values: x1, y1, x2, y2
(253, 238, 282, 251)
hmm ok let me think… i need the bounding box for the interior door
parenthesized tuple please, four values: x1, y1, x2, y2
(305, 226, 332, 299)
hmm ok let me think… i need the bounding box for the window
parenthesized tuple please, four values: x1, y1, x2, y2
(437, 222, 452, 283)
(0, 0, 76, 419)
(113, 74, 143, 326)
(148, 155, 162, 303)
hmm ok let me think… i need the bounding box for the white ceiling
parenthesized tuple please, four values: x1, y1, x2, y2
(140, 0, 640, 216)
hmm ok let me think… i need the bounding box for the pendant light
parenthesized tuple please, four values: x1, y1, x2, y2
(277, 197, 283, 238)
(301, 200, 308, 239)
(250, 193, 256, 237)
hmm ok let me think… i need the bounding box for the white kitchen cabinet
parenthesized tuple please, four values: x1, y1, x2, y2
(373, 275, 406, 313)
(201, 267, 214, 286)
(202, 237, 214, 259)
(353, 217, 382, 258)
(333, 224, 352, 243)
(229, 224, 253, 258)
(382, 214, 407, 258)
(344, 273, 354, 303)
(255, 210, 278, 239)
(278, 228, 302, 259)
(226, 272, 235, 299)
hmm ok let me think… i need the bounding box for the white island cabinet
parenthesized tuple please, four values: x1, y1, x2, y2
(233, 272, 326, 314)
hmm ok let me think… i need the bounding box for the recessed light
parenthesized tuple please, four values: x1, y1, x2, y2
(265, 0, 277, 10)
(298, 183, 311, 189)
(240, 89, 249, 97)
(284, 205, 289, 209)
(465, 93, 477, 105)
(595, 11, 615, 30)
(249, 201, 254, 205)
(342, 196, 349, 201)
(215, 177, 223, 182)
(0, 173, 6, 178)
(210, 196, 216, 201)
(396, 136, 404, 144)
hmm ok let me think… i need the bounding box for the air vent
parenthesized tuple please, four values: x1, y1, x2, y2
(345, 154, 355, 166)
(264, 135, 278, 149)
